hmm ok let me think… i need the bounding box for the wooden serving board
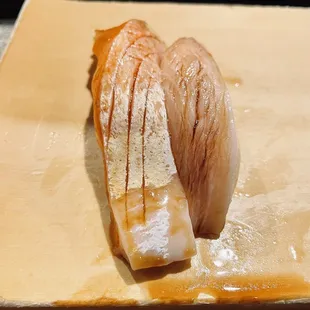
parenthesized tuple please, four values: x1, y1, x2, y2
(1, 0, 310, 306)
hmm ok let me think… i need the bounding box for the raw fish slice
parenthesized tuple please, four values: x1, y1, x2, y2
(161, 38, 240, 238)
(92, 20, 196, 270)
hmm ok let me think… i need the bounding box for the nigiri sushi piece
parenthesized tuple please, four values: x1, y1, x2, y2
(161, 38, 240, 238)
(92, 20, 196, 270)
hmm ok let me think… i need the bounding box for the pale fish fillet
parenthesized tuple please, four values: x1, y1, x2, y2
(92, 20, 196, 270)
(161, 38, 240, 238)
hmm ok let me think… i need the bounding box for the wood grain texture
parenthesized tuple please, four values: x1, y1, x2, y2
(0, 0, 310, 305)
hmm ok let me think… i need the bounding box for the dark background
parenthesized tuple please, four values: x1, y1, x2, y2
(0, 0, 309, 19)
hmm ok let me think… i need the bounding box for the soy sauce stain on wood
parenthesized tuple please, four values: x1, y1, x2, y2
(92, 250, 110, 265)
(54, 297, 138, 307)
(146, 274, 310, 303)
(224, 76, 243, 88)
(234, 156, 292, 198)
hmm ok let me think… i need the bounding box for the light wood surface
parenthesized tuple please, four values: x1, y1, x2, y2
(0, 0, 310, 305)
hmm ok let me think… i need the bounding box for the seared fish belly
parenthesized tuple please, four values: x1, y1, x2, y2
(161, 38, 240, 238)
(92, 20, 196, 270)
